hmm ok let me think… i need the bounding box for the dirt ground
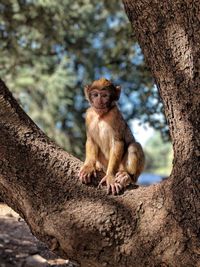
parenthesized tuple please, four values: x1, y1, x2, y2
(0, 203, 79, 267)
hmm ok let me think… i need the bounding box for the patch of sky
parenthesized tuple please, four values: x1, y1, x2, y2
(138, 172, 163, 185)
(131, 119, 154, 146)
(131, 44, 144, 65)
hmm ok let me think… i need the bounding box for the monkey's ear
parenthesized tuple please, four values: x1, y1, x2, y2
(84, 85, 90, 101)
(115, 86, 121, 101)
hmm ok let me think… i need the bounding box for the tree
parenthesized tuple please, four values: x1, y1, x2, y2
(0, 0, 199, 266)
(0, 0, 167, 160)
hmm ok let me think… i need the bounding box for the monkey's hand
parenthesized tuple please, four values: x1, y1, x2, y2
(79, 163, 97, 184)
(115, 171, 133, 188)
(99, 174, 122, 195)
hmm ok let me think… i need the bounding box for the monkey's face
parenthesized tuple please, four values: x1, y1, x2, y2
(89, 89, 112, 114)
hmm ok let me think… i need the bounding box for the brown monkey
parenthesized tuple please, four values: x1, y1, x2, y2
(79, 78, 145, 195)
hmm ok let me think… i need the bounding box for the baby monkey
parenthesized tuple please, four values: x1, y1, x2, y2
(79, 78, 145, 195)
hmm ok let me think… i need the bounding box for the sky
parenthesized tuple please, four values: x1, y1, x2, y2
(131, 119, 154, 146)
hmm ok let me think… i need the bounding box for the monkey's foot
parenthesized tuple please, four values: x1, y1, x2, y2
(79, 164, 97, 184)
(115, 171, 133, 188)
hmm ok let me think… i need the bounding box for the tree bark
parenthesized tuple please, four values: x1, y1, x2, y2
(122, 0, 200, 264)
(0, 0, 199, 266)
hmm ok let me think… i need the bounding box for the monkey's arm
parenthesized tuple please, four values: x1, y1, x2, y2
(79, 135, 98, 184)
(84, 135, 98, 165)
(99, 141, 124, 194)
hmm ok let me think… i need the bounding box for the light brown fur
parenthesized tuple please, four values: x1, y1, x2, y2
(79, 78, 145, 195)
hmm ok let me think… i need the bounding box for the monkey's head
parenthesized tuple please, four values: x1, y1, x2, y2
(84, 78, 121, 115)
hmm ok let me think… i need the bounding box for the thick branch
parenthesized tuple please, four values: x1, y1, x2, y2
(0, 79, 197, 267)
(0, 74, 198, 267)
(0, 3, 199, 266)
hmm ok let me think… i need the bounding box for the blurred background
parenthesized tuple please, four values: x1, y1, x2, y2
(0, 0, 173, 185)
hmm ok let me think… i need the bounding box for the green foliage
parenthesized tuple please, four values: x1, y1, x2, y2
(0, 0, 168, 159)
(144, 131, 173, 176)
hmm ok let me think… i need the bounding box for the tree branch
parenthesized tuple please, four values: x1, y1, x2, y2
(0, 0, 199, 264)
(0, 79, 180, 267)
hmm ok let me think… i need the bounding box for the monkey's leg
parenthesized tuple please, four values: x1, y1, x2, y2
(95, 161, 105, 172)
(115, 142, 145, 186)
(95, 151, 108, 172)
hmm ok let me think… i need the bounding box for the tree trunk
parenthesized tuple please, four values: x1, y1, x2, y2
(0, 0, 199, 266)
(122, 0, 200, 263)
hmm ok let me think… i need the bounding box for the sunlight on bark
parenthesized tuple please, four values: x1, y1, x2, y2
(166, 24, 194, 80)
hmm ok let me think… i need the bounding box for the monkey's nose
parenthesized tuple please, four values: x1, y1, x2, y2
(98, 97, 103, 104)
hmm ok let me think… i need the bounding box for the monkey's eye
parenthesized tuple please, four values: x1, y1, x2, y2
(102, 94, 109, 98)
(92, 93, 99, 98)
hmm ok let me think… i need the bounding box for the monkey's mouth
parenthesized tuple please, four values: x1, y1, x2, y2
(95, 106, 107, 110)
(94, 107, 109, 112)
(94, 106, 109, 115)
(93, 104, 109, 110)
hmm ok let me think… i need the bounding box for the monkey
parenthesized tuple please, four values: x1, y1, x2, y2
(79, 78, 145, 195)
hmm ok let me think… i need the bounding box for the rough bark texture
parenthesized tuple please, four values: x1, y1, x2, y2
(0, 0, 199, 266)
(122, 0, 200, 264)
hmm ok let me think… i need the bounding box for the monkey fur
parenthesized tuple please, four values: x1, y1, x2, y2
(79, 78, 145, 195)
